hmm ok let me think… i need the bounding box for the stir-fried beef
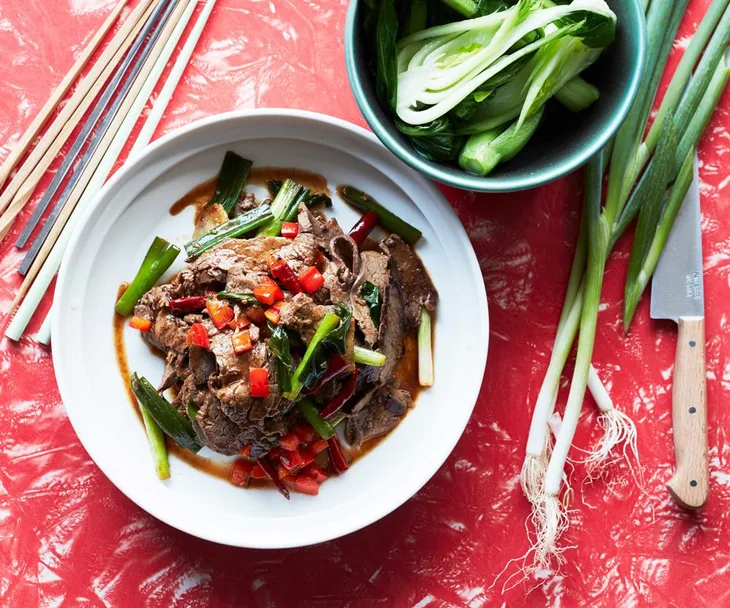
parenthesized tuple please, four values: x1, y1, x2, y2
(351, 251, 390, 346)
(345, 384, 412, 448)
(278, 293, 330, 343)
(381, 234, 437, 328)
(231, 192, 260, 217)
(135, 189, 436, 469)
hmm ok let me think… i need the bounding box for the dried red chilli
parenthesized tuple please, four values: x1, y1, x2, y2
(169, 295, 207, 313)
(320, 369, 359, 419)
(348, 211, 378, 245)
(327, 436, 349, 473)
(307, 355, 351, 395)
(269, 257, 302, 294)
(257, 457, 291, 499)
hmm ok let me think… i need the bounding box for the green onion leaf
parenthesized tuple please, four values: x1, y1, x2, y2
(184, 204, 273, 259)
(209, 151, 253, 215)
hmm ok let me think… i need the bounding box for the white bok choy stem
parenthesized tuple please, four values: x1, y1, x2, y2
(395, 0, 616, 125)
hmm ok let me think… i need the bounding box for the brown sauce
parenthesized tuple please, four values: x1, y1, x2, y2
(169, 176, 217, 225)
(249, 166, 329, 194)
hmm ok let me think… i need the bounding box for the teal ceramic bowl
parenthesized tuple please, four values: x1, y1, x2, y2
(345, 1, 647, 192)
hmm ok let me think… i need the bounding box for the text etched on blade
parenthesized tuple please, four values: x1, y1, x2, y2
(685, 272, 702, 299)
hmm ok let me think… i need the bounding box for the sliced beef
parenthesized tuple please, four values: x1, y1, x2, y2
(189, 346, 216, 386)
(231, 192, 260, 217)
(276, 233, 319, 276)
(376, 279, 406, 385)
(134, 284, 172, 320)
(345, 384, 412, 448)
(208, 330, 246, 380)
(278, 293, 330, 343)
(329, 235, 360, 289)
(298, 205, 343, 250)
(351, 251, 390, 347)
(145, 311, 190, 355)
(380, 234, 437, 328)
(159, 351, 187, 392)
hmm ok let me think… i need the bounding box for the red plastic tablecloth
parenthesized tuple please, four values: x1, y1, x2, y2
(1, 1, 729, 606)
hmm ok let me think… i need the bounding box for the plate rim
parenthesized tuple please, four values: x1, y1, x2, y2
(52, 108, 489, 548)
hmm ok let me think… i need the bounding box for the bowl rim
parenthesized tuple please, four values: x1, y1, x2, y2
(344, 0, 648, 192)
(51, 108, 490, 548)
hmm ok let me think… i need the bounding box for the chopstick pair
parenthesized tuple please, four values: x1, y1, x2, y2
(5, 0, 218, 343)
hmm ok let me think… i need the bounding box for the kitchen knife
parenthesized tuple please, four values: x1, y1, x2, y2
(651, 155, 708, 509)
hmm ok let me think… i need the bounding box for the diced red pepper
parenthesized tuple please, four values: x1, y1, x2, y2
(307, 355, 351, 395)
(186, 323, 209, 349)
(206, 299, 235, 329)
(231, 329, 252, 355)
(269, 257, 302, 294)
(299, 266, 325, 294)
(129, 316, 152, 332)
(250, 463, 268, 479)
(293, 423, 317, 443)
(169, 296, 207, 314)
(320, 369, 359, 419)
(250, 368, 269, 398)
(280, 449, 304, 471)
(240, 445, 252, 458)
(298, 449, 315, 468)
(268, 446, 281, 461)
(228, 314, 251, 331)
(348, 211, 379, 246)
(245, 306, 267, 325)
(264, 301, 284, 325)
(230, 459, 255, 487)
(291, 475, 319, 495)
(279, 432, 300, 451)
(302, 463, 328, 483)
(309, 438, 328, 454)
(257, 457, 290, 499)
(328, 436, 349, 473)
(253, 277, 284, 306)
(281, 222, 300, 240)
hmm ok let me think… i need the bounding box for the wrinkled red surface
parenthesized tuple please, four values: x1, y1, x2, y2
(1, 1, 729, 606)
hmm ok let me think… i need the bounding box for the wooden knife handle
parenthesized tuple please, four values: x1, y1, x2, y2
(666, 317, 709, 509)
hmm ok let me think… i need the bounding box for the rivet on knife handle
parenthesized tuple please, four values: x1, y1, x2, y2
(666, 317, 709, 509)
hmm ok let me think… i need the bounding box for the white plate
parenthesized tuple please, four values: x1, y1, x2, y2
(53, 110, 489, 548)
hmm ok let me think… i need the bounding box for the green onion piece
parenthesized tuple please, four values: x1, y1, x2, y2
(329, 414, 346, 428)
(339, 185, 422, 245)
(186, 401, 199, 421)
(141, 408, 170, 480)
(268, 323, 293, 393)
(554, 77, 600, 112)
(354, 345, 386, 367)
(623, 148, 696, 329)
(184, 204, 273, 259)
(439, 0, 478, 18)
(115, 237, 180, 316)
(209, 151, 253, 215)
(256, 179, 306, 237)
(131, 373, 202, 453)
(458, 107, 544, 177)
(418, 307, 434, 387)
(216, 290, 258, 303)
(285, 313, 342, 400)
(297, 398, 336, 440)
(360, 281, 381, 326)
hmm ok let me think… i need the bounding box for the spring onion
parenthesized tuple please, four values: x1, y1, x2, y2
(354, 345, 386, 367)
(418, 307, 434, 387)
(131, 373, 202, 453)
(297, 398, 337, 439)
(184, 203, 272, 259)
(339, 185, 422, 244)
(458, 106, 544, 176)
(115, 237, 180, 316)
(522, 0, 730, 572)
(216, 290, 258, 304)
(208, 151, 253, 215)
(256, 178, 306, 237)
(141, 409, 169, 480)
(285, 312, 342, 400)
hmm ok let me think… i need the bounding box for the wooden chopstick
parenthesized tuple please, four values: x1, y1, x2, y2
(0, 0, 158, 227)
(14, 0, 181, 251)
(18, 0, 189, 272)
(0, 0, 128, 193)
(6, 0, 204, 342)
